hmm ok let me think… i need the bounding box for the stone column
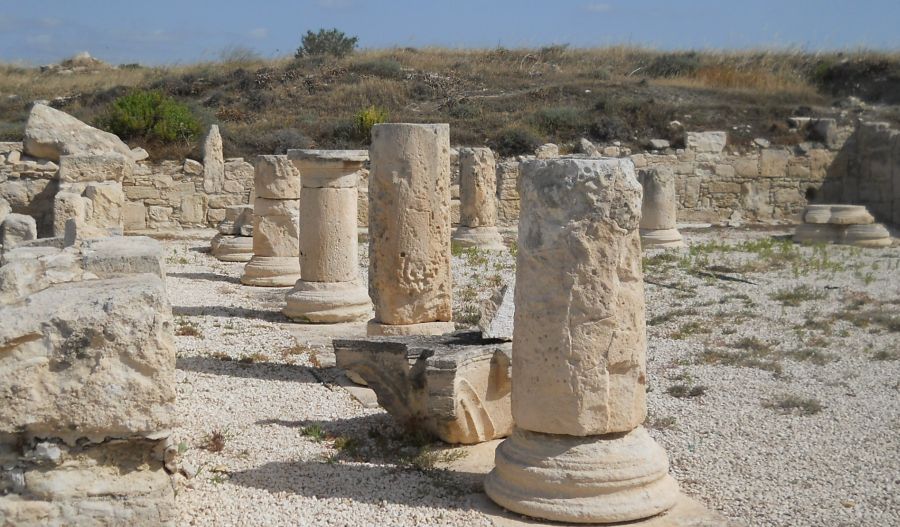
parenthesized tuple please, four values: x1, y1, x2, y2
(211, 205, 254, 262)
(485, 158, 679, 523)
(367, 123, 454, 336)
(283, 150, 371, 323)
(638, 166, 684, 248)
(241, 156, 302, 286)
(452, 147, 505, 250)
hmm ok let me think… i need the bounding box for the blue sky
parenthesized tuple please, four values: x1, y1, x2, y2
(1, 0, 898, 65)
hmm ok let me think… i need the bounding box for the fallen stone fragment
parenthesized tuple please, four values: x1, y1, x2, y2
(478, 282, 514, 341)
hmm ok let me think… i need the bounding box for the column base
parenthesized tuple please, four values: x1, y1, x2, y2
(366, 319, 456, 337)
(284, 279, 372, 323)
(240, 256, 302, 286)
(640, 228, 685, 249)
(211, 234, 253, 262)
(485, 426, 680, 524)
(452, 226, 506, 251)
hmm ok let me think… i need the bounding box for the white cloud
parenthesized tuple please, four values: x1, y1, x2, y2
(248, 27, 268, 39)
(584, 2, 612, 13)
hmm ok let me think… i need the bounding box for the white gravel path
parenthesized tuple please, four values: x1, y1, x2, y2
(164, 227, 899, 527)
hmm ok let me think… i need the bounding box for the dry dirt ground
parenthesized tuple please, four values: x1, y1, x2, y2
(164, 227, 899, 527)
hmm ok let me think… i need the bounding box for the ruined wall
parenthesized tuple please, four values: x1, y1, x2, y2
(0, 142, 60, 236)
(820, 121, 900, 226)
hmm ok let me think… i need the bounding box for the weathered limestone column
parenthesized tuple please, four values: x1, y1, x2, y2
(638, 166, 684, 248)
(367, 123, 454, 336)
(211, 205, 254, 262)
(283, 150, 371, 322)
(452, 147, 505, 250)
(485, 158, 679, 523)
(241, 156, 302, 286)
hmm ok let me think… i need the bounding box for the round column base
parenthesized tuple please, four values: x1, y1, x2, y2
(366, 319, 456, 337)
(452, 226, 506, 251)
(485, 426, 680, 524)
(640, 228, 685, 249)
(211, 234, 253, 262)
(284, 280, 372, 323)
(240, 256, 302, 286)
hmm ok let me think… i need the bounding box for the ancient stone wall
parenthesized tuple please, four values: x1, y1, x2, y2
(820, 121, 900, 225)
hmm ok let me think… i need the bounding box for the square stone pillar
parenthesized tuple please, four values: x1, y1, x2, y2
(241, 156, 302, 286)
(452, 147, 505, 250)
(485, 158, 679, 523)
(367, 123, 454, 336)
(283, 150, 372, 323)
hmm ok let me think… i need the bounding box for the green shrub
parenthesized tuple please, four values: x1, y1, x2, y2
(490, 126, 542, 157)
(99, 90, 201, 143)
(354, 105, 388, 142)
(295, 28, 358, 59)
(533, 106, 587, 136)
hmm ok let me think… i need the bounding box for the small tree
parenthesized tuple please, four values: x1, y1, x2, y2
(99, 90, 200, 143)
(295, 28, 358, 59)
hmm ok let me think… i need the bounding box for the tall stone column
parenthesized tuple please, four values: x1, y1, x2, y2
(485, 158, 679, 523)
(283, 150, 372, 322)
(638, 166, 684, 248)
(452, 147, 505, 250)
(367, 123, 454, 336)
(241, 155, 302, 286)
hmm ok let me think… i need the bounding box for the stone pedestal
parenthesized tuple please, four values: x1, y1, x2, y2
(367, 123, 453, 336)
(241, 156, 302, 286)
(284, 150, 372, 322)
(639, 166, 684, 249)
(453, 147, 505, 250)
(795, 204, 892, 248)
(212, 205, 254, 262)
(484, 158, 679, 524)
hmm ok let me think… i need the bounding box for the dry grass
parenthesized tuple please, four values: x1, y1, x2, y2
(2, 47, 899, 157)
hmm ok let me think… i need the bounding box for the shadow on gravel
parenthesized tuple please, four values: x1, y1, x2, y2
(229, 459, 484, 509)
(176, 355, 319, 383)
(167, 272, 241, 284)
(172, 305, 289, 322)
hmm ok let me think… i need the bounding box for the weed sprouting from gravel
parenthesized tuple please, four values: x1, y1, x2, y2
(871, 348, 900, 361)
(647, 416, 678, 430)
(205, 430, 227, 452)
(175, 318, 203, 337)
(667, 383, 707, 398)
(649, 307, 699, 326)
(301, 424, 326, 442)
(764, 394, 823, 416)
(239, 352, 269, 364)
(700, 337, 784, 375)
(671, 320, 709, 339)
(770, 285, 826, 307)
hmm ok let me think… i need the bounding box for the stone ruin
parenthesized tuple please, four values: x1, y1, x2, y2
(0, 235, 176, 526)
(210, 204, 254, 262)
(794, 204, 892, 247)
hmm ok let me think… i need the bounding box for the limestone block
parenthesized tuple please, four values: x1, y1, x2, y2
(179, 194, 207, 224)
(0, 275, 175, 441)
(827, 204, 875, 225)
(84, 182, 125, 229)
(251, 198, 300, 257)
(212, 235, 253, 262)
(0, 142, 22, 155)
(23, 104, 133, 162)
(52, 192, 91, 237)
(368, 123, 452, 327)
(124, 185, 160, 200)
(842, 223, 892, 248)
(685, 131, 726, 154)
(579, 137, 600, 156)
(760, 149, 790, 178)
(224, 158, 254, 182)
(602, 146, 621, 157)
(80, 236, 166, 280)
(733, 156, 760, 177)
(0, 248, 89, 305)
(123, 202, 147, 231)
(1, 213, 37, 249)
(334, 332, 512, 444)
(207, 194, 244, 209)
(130, 146, 149, 161)
(206, 208, 226, 225)
(535, 143, 559, 159)
(708, 181, 742, 194)
(183, 158, 203, 176)
(254, 155, 301, 199)
(0, 198, 10, 225)
(217, 205, 254, 235)
(58, 153, 133, 183)
(513, 158, 645, 436)
(478, 282, 514, 341)
(202, 125, 224, 193)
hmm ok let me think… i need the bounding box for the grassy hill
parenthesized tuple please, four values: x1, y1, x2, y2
(1, 47, 899, 160)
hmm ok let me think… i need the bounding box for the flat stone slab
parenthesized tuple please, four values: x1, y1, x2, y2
(333, 331, 513, 444)
(288, 149, 369, 163)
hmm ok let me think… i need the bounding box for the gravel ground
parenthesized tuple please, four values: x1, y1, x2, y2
(164, 227, 899, 527)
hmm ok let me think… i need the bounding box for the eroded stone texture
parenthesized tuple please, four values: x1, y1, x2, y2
(52, 192, 91, 237)
(795, 204, 892, 247)
(639, 166, 685, 249)
(484, 157, 678, 523)
(454, 147, 505, 250)
(1, 213, 37, 250)
(23, 104, 133, 162)
(255, 155, 302, 199)
(685, 131, 727, 154)
(284, 150, 371, 323)
(241, 196, 301, 286)
(0, 274, 175, 441)
(334, 332, 512, 444)
(58, 153, 133, 183)
(202, 125, 224, 193)
(367, 123, 453, 334)
(212, 205, 255, 262)
(478, 282, 514, 341)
